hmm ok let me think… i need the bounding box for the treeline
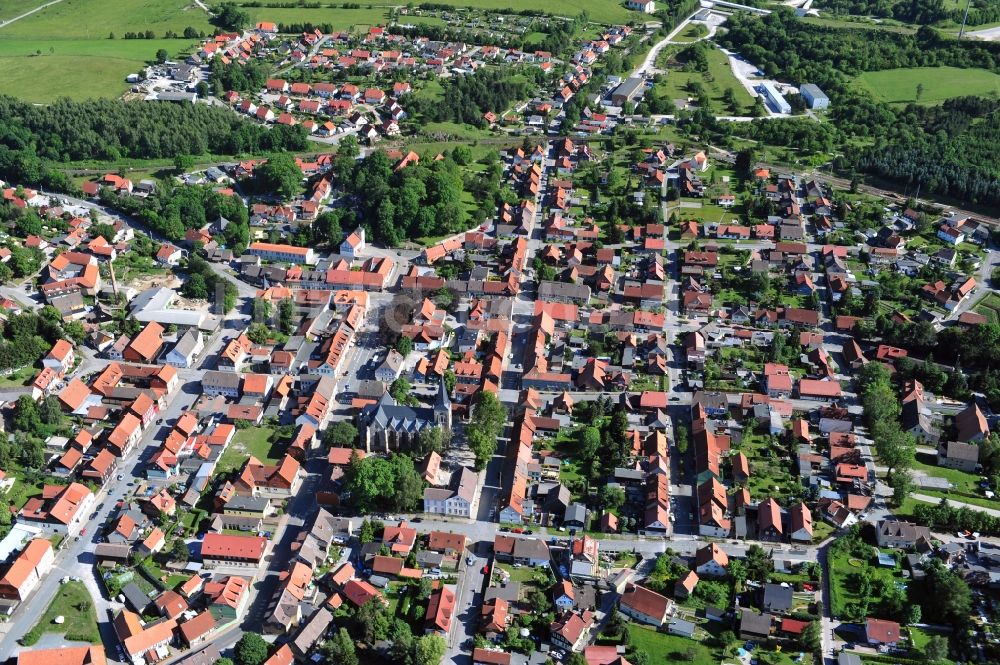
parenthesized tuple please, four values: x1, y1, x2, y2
(409, 68, 535, 127)
(857, 362, 916, 503)
(914, 498, 1000, 536)
(0, 95, 308, 164)
(816, 0, 1000, 25)
(815, 0, 949, 23)
(733, 117, 841, 154)
(99, 184, 250, 247)
(209, 58, 273, 93)
(114, 27, 206, 39)
(416, 2, 553, 16)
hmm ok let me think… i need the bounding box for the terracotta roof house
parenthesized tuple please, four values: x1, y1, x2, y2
(18, 483, 94, 536)
(695, 543, 728, 578)
(233, 455, 302, 498)
(16, 646, 106, 665)
(424, 584, 456, 634)
(123, 322, 164, 363)
(112, 610, 177, 661)
(758, 497, 783, 541)
(0, 539, 54, 602)
(342, 579, 384, 607)
(674, 570, 699, 599)
(618, 584, 672, 626)
(788, 502, 813, 542)
(865, 618, 901, 646)
(200, 533, 267, 567)
(383, 521, 417, 555)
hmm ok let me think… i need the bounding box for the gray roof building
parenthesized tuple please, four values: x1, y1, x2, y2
(761, 583, 793, 613)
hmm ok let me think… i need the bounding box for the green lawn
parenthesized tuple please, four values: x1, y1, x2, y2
(0, 38, 198, 102)
(828, 536, 905, 621)
(672, 23, 709, 43)
(654, 44, 756, 114)
(20, 581, 101, 646)
(627, 625, 722, 665)
(113, 253, 168, 283)
(215, 426, 281, 475)
(812, 520, 836, 543)
(854, 66, 1000, 105)
(911, 453, 985, 494)
(0, 365, 37, 387)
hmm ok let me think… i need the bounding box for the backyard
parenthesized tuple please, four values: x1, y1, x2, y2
(828, 534, 905, 621)
(20, 581, 101, 646)
(215, 426, 283, 475)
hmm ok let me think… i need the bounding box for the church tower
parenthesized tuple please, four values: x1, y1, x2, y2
(434, 376, 452, 430)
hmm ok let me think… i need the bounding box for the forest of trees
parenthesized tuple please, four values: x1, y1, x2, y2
(409, 68, 536, 127)
(856, 97, 1000, 206)
(331, 148, 479, 246)
(717, 12, 1000, 205)
(816, 0, 1000, 25)
(99, 183, 250, 248)
(0, 95, 308, 166)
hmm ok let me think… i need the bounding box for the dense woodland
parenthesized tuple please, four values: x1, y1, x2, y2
(0, 96, 308, 167)
(717, 12, 1000, 205)
(409, 68, 537, 127)
(816, 0, 1000, 24)
(326, 146, 498, 246)
(99, 184, 251, 248)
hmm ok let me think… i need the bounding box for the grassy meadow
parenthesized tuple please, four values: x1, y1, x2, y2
(853, 66, 1000, 104)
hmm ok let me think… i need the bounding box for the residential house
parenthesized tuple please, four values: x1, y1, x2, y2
(618, 584, 672, 627)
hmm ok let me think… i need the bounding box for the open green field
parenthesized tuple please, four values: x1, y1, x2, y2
(0, 39, 195, 102)
(21, 581, 101, 646)
(0, 0, 50, 22)
(0, 0, 213, 39)
(654, 45, 756, 113)
(854, 66, 1000, 105)
(210, 0, 640, 24)
(0, 0, 208, 102)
